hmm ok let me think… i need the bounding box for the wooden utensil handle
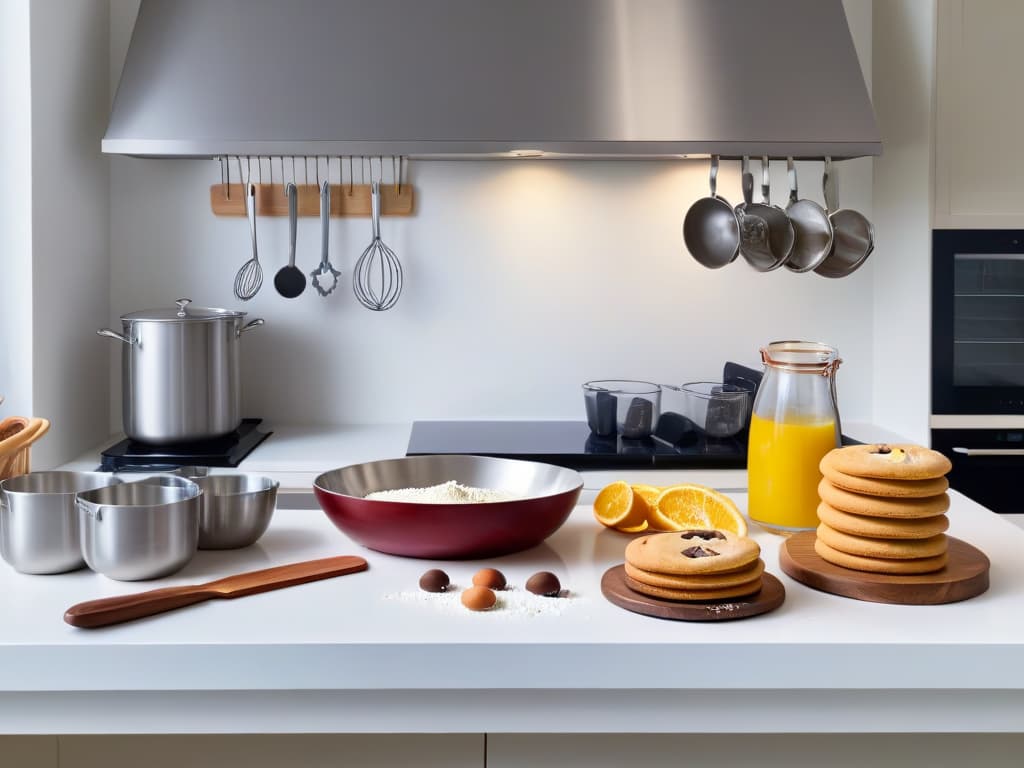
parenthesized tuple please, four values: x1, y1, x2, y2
(64, 586, 216, 629)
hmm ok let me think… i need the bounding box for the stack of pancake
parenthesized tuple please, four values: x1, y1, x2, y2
(624, 529, 764, 601)
(815, 444, 953, 575)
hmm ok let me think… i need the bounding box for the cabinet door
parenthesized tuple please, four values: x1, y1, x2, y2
(935, 0, 1024, 228)
(487, 734, 1024, 768)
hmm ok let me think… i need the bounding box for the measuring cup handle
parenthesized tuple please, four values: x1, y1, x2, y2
(709, 155, 720, 197)
(823, 157, 838, 214)
(787, 157, 798, 206)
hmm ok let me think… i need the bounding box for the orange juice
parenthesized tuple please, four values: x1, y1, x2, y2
(747, 412, 838, 533)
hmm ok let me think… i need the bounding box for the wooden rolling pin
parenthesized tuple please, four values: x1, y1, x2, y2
(65, 555, 368, 628)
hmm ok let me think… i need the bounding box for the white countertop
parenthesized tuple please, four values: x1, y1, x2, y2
(3, 487, 1024, 733)
(19, 420, 1022, 735)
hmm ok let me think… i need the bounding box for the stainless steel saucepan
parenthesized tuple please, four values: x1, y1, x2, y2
(98, 299, 264, 445)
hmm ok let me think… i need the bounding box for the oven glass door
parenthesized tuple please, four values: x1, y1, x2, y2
(933, 230, 1024, 413)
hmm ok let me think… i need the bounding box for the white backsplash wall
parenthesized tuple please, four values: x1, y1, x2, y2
(108, 157, 875, 428)
(107, 0, 876, 432)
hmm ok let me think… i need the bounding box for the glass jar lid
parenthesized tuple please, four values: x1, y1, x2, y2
(761, 340, 841, 374)
(121, 298, 247, 323)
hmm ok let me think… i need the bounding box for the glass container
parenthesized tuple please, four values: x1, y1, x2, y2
(747, 341, 842, 534)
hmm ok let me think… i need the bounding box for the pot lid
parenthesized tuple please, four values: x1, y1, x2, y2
(121, 298, 246, 323)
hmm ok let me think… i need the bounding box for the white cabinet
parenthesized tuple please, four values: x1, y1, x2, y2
(934, 0, 1024, 228)
(486, 734, 1024, 768)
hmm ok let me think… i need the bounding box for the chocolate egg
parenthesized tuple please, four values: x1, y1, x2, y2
(472, 567, 507, 590)
(526, 571, 562, 597)
(418, 569, 450, 593)
(461, 585, 497, 611)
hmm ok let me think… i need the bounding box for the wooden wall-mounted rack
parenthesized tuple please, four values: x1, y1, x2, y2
(209, 183, 415, 218)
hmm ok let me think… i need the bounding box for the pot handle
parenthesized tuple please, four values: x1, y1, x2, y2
(237, 318, 265, 337)
(97, 329, 135, 345)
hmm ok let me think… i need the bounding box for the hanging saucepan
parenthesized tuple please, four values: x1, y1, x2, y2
(683, 155, 740, 269)
(737, 156, 794, 271)
(814, 157, 875, 278)
(734, 155, 771, 268)
(98, 299, 264, 445)
(784, 157, 834, 273)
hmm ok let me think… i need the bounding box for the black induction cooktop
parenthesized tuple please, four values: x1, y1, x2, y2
(407, 362, 859, 470)
(407, 419, 749, 470)
(98, 418, 271, 472)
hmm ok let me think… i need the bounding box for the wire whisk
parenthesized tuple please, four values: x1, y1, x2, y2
(353, 181, 403, 311)
(233, 159, 263, 301)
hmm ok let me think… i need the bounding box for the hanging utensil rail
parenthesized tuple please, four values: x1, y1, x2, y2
(210, 156, 415, 218)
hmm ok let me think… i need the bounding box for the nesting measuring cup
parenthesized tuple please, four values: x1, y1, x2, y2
(77, 479, 201, 581)
(0, 471, 120, 574)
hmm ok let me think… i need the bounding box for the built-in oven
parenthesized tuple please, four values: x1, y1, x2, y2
(931, 229, 1024, 514)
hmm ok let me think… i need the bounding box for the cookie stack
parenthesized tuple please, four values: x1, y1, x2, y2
(624, 529, 764, 601)
(815, 444, 953, 575)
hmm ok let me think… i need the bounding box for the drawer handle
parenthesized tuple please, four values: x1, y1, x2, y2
(952, 447, 1024, 456)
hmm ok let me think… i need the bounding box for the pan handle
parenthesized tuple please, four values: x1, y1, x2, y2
(97, 328, 134, 345)
(237, 318, 265, 337)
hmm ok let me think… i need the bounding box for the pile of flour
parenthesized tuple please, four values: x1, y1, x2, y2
(365, 480, 520, 503)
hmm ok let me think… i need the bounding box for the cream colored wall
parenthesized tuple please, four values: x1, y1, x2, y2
(871, 0, 937, 444)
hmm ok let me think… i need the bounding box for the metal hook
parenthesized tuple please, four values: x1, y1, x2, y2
(219, 156, 229, 200)
(347, 156, 354, 195)
(303, 156, 308, 188)
(315, 156, 321, 189)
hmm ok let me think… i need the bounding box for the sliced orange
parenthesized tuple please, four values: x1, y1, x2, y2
(616, 519, 650, 534)
(593, 481, 649, 530)
(649, 484, 748, 537)
(631, 483, 675, 530)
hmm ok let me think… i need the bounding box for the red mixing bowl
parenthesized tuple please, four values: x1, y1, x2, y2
(313, 454, 583, 559)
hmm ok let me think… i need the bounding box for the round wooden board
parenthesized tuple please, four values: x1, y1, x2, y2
(779, 531, 990, 605)
(600, 565, 785, 622)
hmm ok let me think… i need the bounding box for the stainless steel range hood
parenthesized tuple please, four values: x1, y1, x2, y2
(103, 0, 880, 160)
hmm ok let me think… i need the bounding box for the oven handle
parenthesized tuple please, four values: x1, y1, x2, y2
(952, 447, 1024, 456)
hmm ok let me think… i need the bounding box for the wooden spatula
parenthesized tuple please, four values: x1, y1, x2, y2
(64, 555, 368, 628)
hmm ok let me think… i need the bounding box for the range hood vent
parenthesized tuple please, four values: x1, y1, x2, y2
(104, 0, 880, 160)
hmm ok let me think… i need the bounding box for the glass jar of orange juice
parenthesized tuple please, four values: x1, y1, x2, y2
(748, 341, 842, 535)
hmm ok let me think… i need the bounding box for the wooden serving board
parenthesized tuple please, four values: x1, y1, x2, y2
(601, 565, 785, 622)
(779, 532, 989, 605)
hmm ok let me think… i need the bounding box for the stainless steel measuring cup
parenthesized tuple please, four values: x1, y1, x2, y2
(814, 157, 875, 278)
(784, 157, 834, 273)
(683, 155, 740, 269)
(738, 156, 794, 272)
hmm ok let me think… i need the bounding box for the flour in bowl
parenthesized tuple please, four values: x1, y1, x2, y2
(365, 480, 520, 503)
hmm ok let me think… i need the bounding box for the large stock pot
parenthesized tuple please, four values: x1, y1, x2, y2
(98, 299, 264, 444)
